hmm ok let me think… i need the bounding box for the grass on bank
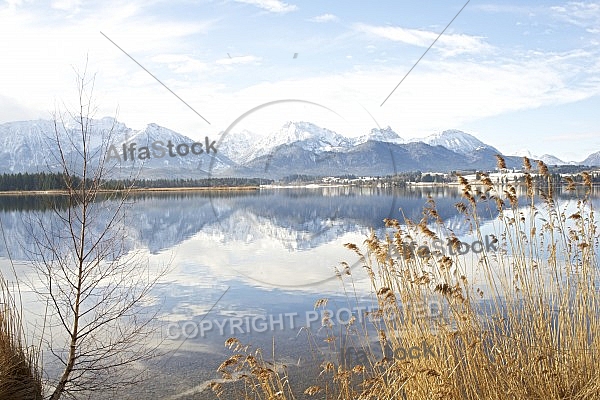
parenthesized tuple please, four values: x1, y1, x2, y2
(0, 276, 43, 400)
(214, 157, 600, 400)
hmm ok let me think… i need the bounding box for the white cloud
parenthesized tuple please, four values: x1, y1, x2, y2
(51, 0, 81, 12)
(310, 13, 338, 23)
(474, 4, 536, 14)
(547, 132, 600, 142)
(354, 23, 492, 56)
(152, 54, 209, 74)
(0, 94, 45, 122)
(233, 0, 297, 14)
(0, 2, 219, 131)
(551, 1, 600, 29)
(4, 0, 26, 8)
(2, 1, 600, 158)
(151, 53, 261, 75)
(215, 55, 261, 65)
(203, 48, 600, 139)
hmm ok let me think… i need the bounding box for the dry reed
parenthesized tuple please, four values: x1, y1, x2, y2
(216, 159, 600, 399)
(0, 276, 43, 399)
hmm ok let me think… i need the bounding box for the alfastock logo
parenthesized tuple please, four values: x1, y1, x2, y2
(106, 137, 217, 162)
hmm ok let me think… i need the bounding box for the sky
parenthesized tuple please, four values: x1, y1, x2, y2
(1, 0, 600, 161)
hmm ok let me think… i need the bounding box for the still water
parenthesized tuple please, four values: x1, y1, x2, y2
(0, 185, 597, 399)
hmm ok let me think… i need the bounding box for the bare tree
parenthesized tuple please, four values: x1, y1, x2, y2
(24, 66, 164, 399)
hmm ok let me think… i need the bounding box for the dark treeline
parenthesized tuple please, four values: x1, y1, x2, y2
(102, 177, 272, 189)
(1, 171, 598, 192)
(0, 172, 272, 191)
(0, 172, 76, 191)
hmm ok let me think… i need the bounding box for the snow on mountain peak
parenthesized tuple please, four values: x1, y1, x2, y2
(512, 148, 534, 158)
(280, 121, 324, 141)
(539, 154, 567, 165)
(510, 149, 569, 165)
(412, 129, 497, 155)
(1, 117, 594, 176)
(352, 126, 403, 145)
(220, 121, 354, 163)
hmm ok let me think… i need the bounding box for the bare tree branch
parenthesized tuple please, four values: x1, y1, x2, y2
(21, 63, 167, 399)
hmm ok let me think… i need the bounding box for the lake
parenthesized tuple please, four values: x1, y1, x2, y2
(1, 185, 597, 399)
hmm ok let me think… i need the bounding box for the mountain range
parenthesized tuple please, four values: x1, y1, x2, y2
(0, 118, 597, 179)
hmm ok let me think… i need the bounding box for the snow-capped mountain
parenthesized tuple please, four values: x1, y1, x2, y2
(582, 151, 600, 166)
(220, 121, 354, 164)
(0, 117, 133, 173)
(272, 122, 349, 149)
(217, 129, 258, 164)
(411, 129, 500, 155)
(0, 118, 596, 179)
(107, 122, 236, 177)
(112, 123, 203, 168)
(512, 148, 534, 159)
(353, 126, 403, 145)
(0, 118, 235, 178)
(259, 121, 353, 154)
(539, 154, 568, 166)
(74, 116, 134, 149)
(0, 119, 57, 173)
(511, 149, 571, 165)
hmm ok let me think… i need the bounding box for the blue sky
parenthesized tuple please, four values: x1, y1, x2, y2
(1, 0, 599, 161)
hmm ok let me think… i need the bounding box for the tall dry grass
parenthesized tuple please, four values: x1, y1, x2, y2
(215, 157, 600, 400)
(0, 276, 43, 399)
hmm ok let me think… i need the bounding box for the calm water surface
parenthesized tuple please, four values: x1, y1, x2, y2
(1, 185, 597, 399)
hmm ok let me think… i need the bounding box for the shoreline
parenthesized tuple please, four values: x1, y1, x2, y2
(0, 180, 597, 196)
(0, 186, 261, 196)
